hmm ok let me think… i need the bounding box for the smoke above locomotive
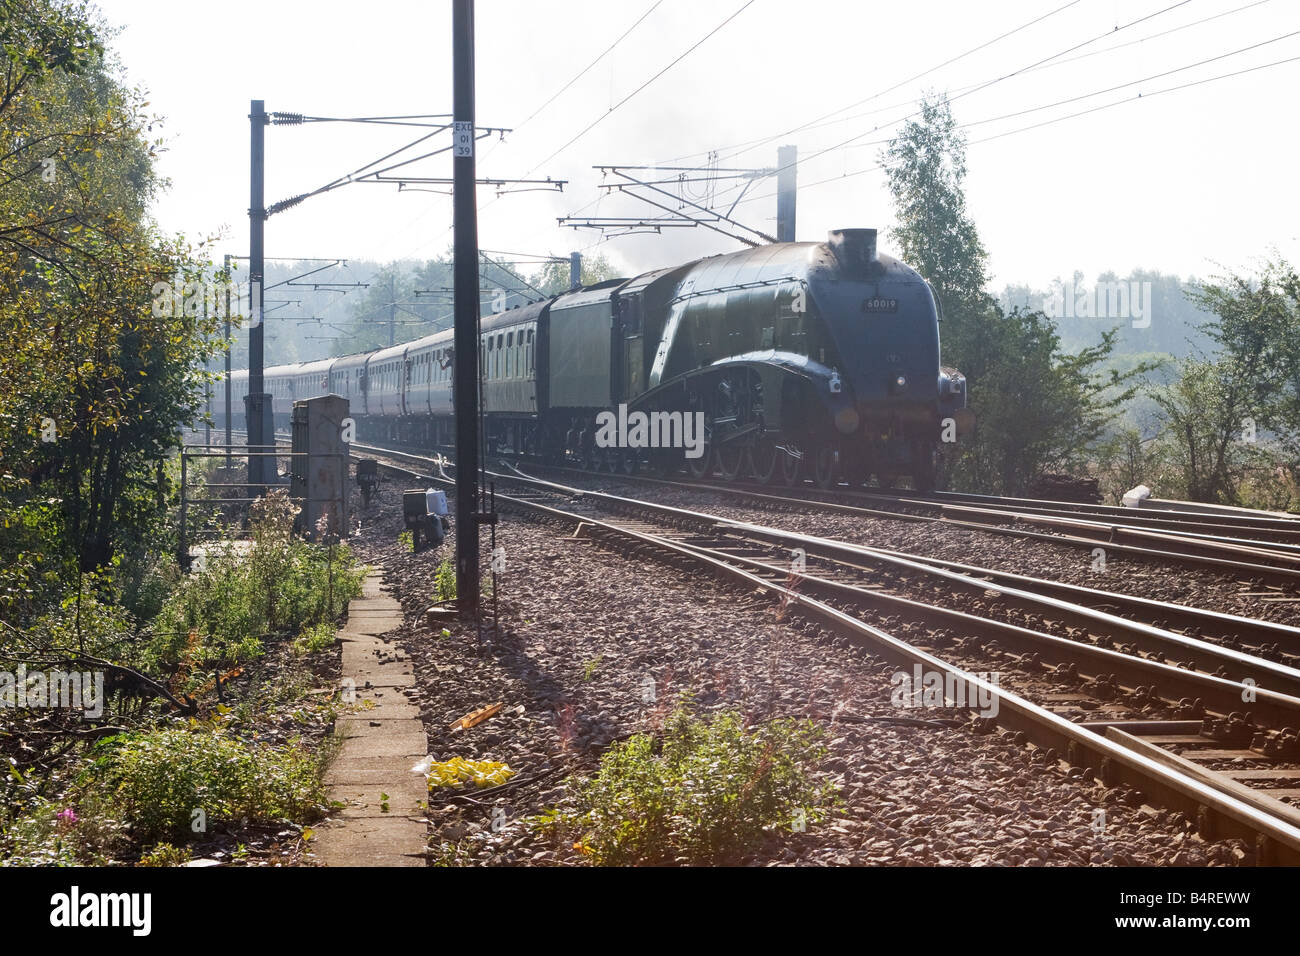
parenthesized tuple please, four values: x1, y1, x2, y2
(213, 228, 971, 490)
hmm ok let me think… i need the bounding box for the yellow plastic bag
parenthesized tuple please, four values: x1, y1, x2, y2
(425, 756, 515, 790)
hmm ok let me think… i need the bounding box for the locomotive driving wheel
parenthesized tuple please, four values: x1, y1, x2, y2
(749, 438, 779, 483)
(780, 445, 803, 486)
(813, 446, 840, 489)
(702, 369, 754, 483)
(688, 449, 712, 479)
(716, 442, 746, 481)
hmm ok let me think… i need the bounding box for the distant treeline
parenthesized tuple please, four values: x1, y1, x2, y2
(999, 270, 1216, 360)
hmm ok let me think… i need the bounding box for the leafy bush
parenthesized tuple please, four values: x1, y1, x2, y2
(145, 491, 365, 681)
(541, 706, 836, 865)
(0, 797, 82, 866)
(433, 558, 456, 603)
(293, 621, 337, 656)
(119, 551, 183, 624)
(14, 574, 136, 662)
(103, 724, 329, 842)
(138, 842, 192, 867)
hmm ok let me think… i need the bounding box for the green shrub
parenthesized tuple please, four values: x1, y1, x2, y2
(145, 499, 364, 682)
(433, 558, 456, 603)
(17, 575, 137, 662)
(119, 551, 183, 624)
(293, 621, 336, 656)
(103, 725, 329, 842)
(138, 842, 192, 867)
(0, 797, 82, 866)
(541, 706, 836, 865)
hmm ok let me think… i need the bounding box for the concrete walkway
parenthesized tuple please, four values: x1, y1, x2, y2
(313, 571, 428, 866)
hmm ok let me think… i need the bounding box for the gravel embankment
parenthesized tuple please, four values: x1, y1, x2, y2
(345, 475, 1257, 867)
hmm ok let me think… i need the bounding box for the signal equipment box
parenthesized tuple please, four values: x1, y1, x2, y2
(402, 487, 448, 553)
(290, 394, 351, 539)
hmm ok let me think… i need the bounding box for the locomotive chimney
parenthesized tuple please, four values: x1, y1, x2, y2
(827, 228, 878, 273)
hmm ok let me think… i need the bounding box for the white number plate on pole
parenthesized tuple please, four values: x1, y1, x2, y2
(453, 121, 474, 157)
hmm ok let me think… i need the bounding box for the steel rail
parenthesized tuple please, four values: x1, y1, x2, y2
(367, 450, 1300, 865)
(487, 463, 1300, 717)
(516, 461, 1300, 587)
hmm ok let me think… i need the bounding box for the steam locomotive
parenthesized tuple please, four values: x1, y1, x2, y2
(212, 228, 970, 490)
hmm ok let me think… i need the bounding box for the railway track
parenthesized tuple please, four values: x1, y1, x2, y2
(506, 450, 1300, 543)
(351, 442, 1300, 864)
(863, 484, 1300, 539)
(224, 427, 1300, 576)
(514, 462, 1300, 588)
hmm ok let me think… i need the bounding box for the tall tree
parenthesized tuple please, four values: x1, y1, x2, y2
(881, 94, 1152, 494)
(882, 93, 992, 338)
(1151, 258, 1300, 505)
(1, 0, 218, 610)
(532, 251, 619, 295)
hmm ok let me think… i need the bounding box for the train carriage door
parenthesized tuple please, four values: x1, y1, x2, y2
(403, 356, 411, 416)
(620, 294, 645, 401)
(526, 327, 537, 410)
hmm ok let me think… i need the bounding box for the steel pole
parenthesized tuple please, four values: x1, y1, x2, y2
(452, 0, 481, 618)
(776, 144, 797, 243)
(224, 253, 232, 470)
(247, 99, 268, 489)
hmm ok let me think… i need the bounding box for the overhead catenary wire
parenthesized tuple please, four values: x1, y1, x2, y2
(395, 0, 755, 264)
(729, 47, 1300, 209)
(655, 0, 1089, 167)
(355, 1, 1289, 277)
(727, 0, 1091, 166)
(574, 0, 1206, 241)
(723, 0, 1197, 186)
(519, 0, 759, 179)
(653, 1, 1271, 221)
(687, 0, 1278, 155)
(511, 0, 666, 134)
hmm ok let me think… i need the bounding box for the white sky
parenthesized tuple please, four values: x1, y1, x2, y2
(100, 0, 1300, 290)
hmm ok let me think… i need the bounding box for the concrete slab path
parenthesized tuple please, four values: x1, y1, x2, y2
(313, 571, 428, 866)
